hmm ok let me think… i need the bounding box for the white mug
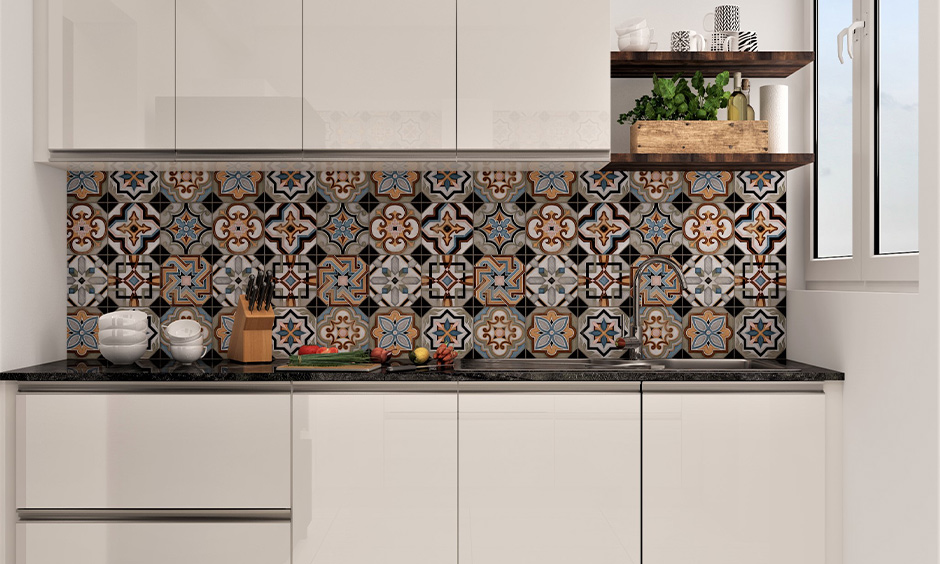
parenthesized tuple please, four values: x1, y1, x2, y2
(706, 32, 733, 52)
(704, 5, 741, 33)
(169, 343, 210, 364)
(671, 30, 705, 52)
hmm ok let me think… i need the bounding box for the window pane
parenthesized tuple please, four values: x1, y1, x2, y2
(877, 0, 918, 254)
(816, 0, 854, 258)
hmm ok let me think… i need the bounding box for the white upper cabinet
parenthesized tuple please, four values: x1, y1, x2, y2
(643, 392, 826, 564)
(303, 0, 457, 152)
(46, 0, 174, 150)
(456, 0, 610, 152)
(176, 0, 302, 151)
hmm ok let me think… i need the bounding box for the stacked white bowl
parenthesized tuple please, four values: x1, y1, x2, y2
(98, 310, 149, 364)
(616, 17, 657, 52)
(163, 319, 209, 364)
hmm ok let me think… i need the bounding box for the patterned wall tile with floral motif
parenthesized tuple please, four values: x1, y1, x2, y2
(66, 168, 787, 360)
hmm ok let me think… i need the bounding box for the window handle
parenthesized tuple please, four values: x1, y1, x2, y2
(837, 20, 866, 64)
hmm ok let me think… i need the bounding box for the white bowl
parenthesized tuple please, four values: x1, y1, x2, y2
(99, 316, 148, 332)
(169, 343, 209, 364)
(163, 320, 209, 345)
(616, 17, 648, 36)
(618, 29, 656, 51)
(99, 328, 149, 346)
(99, 342, 147, 365)
(100, 310, 148, 326)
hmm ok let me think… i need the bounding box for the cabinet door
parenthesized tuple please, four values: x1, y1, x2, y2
(459, 393, 640, 564)
(16, 393, 290, 509)
(18, 522, 289, 564)
(643, 393, 826, 564)
(293, 393, 457, 564)
(303, 0, 456, 151)
(176, 0, 302, 150)
(47, 0, 174, 150)
(456, 0, 610, 152)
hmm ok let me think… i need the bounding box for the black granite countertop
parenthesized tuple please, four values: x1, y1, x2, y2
(1, 358, 843, 382)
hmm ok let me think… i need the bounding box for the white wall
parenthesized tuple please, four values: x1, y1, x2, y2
(0, 0, 66, 371)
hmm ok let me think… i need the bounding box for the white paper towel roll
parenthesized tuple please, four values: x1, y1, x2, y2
(760, 85, 788, 153)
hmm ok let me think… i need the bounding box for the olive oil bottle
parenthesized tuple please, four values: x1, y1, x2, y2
(727, 72, 747, 121)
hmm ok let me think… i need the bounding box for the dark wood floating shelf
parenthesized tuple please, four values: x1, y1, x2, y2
(611, 51, 814, 78)
(602, 152, 815, 172)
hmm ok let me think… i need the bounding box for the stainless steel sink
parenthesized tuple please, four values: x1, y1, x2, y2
(457, 358, 800, 372)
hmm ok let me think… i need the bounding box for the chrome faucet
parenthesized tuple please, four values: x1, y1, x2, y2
(623, 257, 689, 359)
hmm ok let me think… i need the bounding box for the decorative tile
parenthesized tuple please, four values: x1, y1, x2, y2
(212, 308, 237, 355)
(422, 203, 474, 254)
(474, 203, 526, 254)
(631, 203, 683, 255)
(160, 307, 211, 356)
(67, 171, 105, 201)
(67, 202, 108, 255)
(109, 255, 161, 307)
(108, 171, 158, 202)
(369, 255, 421, 307)
(735, 255, 787, 307)
(528, 171, 575, 201)
(634, 257, 683, 307)
(264, 203, 317, 255)
(639, 306, 682, 359)
(212, 255, 264, 307)
(423, 171, 471, 202)
(318, 255, 368, 306)
(734, 203, 786, 255)
(735, 307, 786, 359)
(316, 307, 369, 351)
(629, 171, 682, 203)
(269, 255, 318, 307)
(474, 256, 525, 306)
(372, 171, 418, 201)
(316, 203, 370, 254)
(578, 307, 627, 358)
(578, 203, 631, 255)
(370, 203, 421, 254)
(266, 171, 314, 202)
(161, 203, 213, 255)
(683, 203, 735, 255)
(685, 171, 732, 201)
(525, 255, 578, 307)
(579, 255, 630, 307)
(213, 203, 265, 255)
(423, 255, 474, 307)
(108, 203, 161, 255)
(160, 171, 213, 202)
(317, 171, 369, 202)
(272, 307, 316, 359)
(160, 256, 212, 306)
(682, 255, 735, 307)
(527, 308, 576, 358)
(67, 307, 100, 359)
(526, 203, 577, 255)
(474, 171, 525, 202)
(473, 307, 526, 359)
(67, 255, 107, 307)
(371, 308, 420, 357)
(683, 307, 734, 358)
(579, 171, 627, 202)
(422, 307, 472, 355)
(215, 171, 262, 202)
(735, 171, 786, 202)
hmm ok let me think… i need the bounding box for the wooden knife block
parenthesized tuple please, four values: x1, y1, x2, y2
(227, 295, 275, 363)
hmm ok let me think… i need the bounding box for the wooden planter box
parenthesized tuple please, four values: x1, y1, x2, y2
(630, 120, 769, 154)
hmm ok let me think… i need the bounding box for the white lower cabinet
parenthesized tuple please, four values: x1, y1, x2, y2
(17, 522, 290, 564)
(458, 392, 641, 564)
(643, 392, 826, 564)
(292, 392, 458, 564)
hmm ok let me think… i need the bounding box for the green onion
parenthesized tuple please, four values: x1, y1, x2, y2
(288, 350, 372, 367)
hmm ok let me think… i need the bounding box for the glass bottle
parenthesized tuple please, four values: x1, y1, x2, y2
(742, 78, 756, 120)
(727, 72, 747, 121)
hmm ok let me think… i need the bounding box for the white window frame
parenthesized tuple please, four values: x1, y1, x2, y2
(807, 0, 919, 284)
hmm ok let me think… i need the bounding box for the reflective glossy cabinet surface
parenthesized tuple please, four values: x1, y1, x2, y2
(643, 393, 826, 564)
(47, 0, 174, 150)
(303, 0, 456, 151)
(176, 0, 302, 150)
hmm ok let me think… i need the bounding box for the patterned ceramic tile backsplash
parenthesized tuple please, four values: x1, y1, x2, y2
(66, 169, 787, 361)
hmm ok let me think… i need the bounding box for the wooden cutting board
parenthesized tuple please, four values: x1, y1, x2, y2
(275, 363, 382, 372)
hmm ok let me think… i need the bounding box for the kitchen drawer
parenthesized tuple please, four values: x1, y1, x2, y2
(17, 522, 290, 564)
(16, 393, 290, 509)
